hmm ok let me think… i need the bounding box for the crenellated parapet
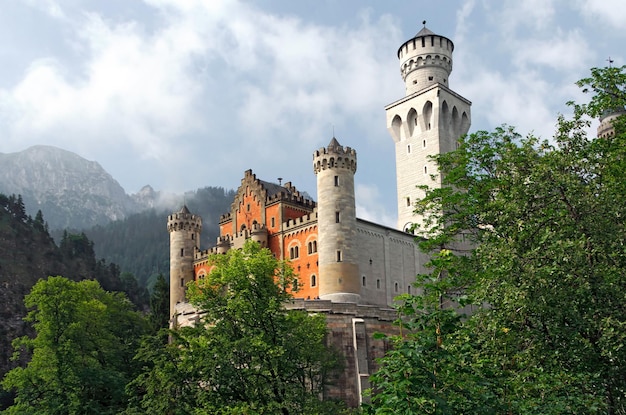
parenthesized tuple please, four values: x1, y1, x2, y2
(282, 210, 318, 233)
(313, 137, 357, 175)
(167, 208, 202, 233)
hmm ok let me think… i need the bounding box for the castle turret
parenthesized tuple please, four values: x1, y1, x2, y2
(167, 205, 202, 320)
(597, 108, 626, 138)
(386, 23, 471, 231)
(313, 137, 360, 303)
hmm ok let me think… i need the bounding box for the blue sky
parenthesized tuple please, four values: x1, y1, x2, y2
(0, 0, 624, 227)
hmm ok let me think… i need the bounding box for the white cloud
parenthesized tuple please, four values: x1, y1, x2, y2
(356, 183, 396, 228)
(576, 0, 626, 29)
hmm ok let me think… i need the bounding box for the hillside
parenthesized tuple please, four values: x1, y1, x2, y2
(0, 193, 142, 406)
(85, 186, 236, 288)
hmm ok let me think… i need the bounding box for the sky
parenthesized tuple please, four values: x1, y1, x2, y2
(0, 0, 624, 228)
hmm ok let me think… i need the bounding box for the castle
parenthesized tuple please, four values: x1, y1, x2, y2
(167, 24, 472, 407)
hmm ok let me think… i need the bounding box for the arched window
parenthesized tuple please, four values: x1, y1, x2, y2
(290, 246, 300, 259)
(311, 274, 317, 287)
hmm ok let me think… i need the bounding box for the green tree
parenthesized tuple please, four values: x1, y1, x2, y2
(1, 276, 148, 414)
(127, 240, 343, 414)
(369, 66, 626, 414)
(147, 273, 169, 333)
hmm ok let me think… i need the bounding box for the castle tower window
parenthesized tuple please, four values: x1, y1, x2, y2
(336, 250, 342, 262)
(180, 248, 184, 257)
(191, 234, 195, 240)
(180, 278, 184, 287)
(271, 217, 275, 227)
(311, 274, 317, 287)
(334, 175, 339, 186)
(424, 166, 428, 174)
(406, 197, 411, 207)
(407, 145, 411, 154)
(423, 140, 426, 148)
(362, 276, 366, 286)
(408, 285, 412, 294)
(376, 279, 381, 289)
(394, 282, 399, 292)
(335, 211, 340, 223)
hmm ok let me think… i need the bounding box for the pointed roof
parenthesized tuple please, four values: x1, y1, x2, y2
(327, 136, 341, 150)
(178, 205, 190, 214)
(415, 25, 435, 38)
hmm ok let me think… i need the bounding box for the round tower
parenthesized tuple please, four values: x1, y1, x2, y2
(167, 205, 202, 320)
(398, 22, 454, 95)
(597, 107, 626, 138)
(313, 137, 360, 303)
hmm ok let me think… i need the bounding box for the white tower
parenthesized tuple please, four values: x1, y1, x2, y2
(167, 205, 202, 320)
(313, 137, 360, 303)
(385, 24, 471, 231)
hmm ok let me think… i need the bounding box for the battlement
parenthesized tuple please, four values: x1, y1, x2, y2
(313, 137, 357, 175)
(282, 210, 318, 232)
(167, 207, 202, 233)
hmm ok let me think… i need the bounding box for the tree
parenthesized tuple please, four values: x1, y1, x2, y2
(147, 273, 169, 334)
(369, 66, 626, 414)
(1, 276, 148, 414)
(127, 240, 343, 414)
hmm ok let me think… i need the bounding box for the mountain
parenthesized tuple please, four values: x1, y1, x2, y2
(0, 145, 146, 230)
(85, 186, 236, 289)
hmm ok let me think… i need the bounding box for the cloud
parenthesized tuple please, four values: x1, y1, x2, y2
(356, 183, 396, 228)
(576, 0, 626, 29)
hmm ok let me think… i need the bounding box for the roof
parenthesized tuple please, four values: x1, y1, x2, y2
(327, 136, 341, 150)
(414, 25, 435, 37)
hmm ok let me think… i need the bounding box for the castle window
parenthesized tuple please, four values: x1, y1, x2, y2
(290, 246, 299, 259)
(336, 250, 342, 262)
(311, 274, 317, 287)
(423, 139, 426, 148)
(362, 276, 366, 286)
(335, 211, 340, 223)
(424, 166, 428, 174)
(408, 285, 412, 294)
(394, 282, 399, 292)
(421, 37, 425, 47)
(180, 248, 184, 257)
(413, 80, 417, 84)
(293, 279, 299, 291)
(334, 175, 339, 186)
(191, 234, 195, 240)
(180, 278, 184, 287)
(407, 145, 411, 154)
(376, 279, 381, 289)
(247, 203, 250, 211)
(308, 241, 318, 255)
(406, 197, 411, 207)
(271, 217, 275, 227)
(428, 76, 433, 81)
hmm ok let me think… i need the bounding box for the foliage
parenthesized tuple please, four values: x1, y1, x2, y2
(147, 273, 169, 333)
(1, 276, 148, 414)
(127, 240, 343, 414)
(369, 66, 626, 414)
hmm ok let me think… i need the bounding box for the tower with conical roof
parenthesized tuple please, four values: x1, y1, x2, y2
(385, 23, 471, 231)
(313, 137, 360, 303)
(167, 205, 202, 320)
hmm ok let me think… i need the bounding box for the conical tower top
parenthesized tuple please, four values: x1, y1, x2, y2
(397, 23, 454, 95)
